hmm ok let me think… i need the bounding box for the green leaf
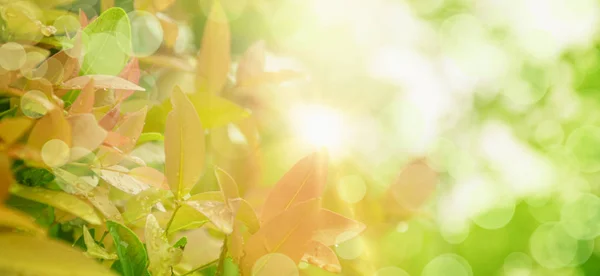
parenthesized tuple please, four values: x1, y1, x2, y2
(13, 160, 55, 187)
(106, 220, 149, 276)
(0, 206, 45, 235)
(167, 192, 222, 234)
(5, 196, 54, 227)
(222, 257, 240, 276)
(173, 236, 187, 249)
(136, 132, 165, 145)
(190, 94, 250, 129)
(0, 233, 115, 276)
(122, 188, 171, 223)
(83, 225, 118, 260)
(10, 184, 102, 225)
(82, 7, 131, 75)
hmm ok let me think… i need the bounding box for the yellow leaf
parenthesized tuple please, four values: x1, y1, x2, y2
(123, 188, 170, 223)
(87, 185, 123, 222)
(260, 151, 328, 224)
(242, 198, 320, 275)
(165, 87, 205, 199)
(97, 165, 148, 195)
(27, 108, 72, 153)
(229, 198, 260, 234)
(0, 117, 33, 145)
(302, 240, 341, 273)
(157, 13, 179, 48)
(70, 78, 96, 114)
(312, 209, 365, 246)
(0, 206, 45, 236)
(10, 184, 102, 225)
(83, 225, 117, 260)
(196, 1, 230, 95)
(135, 0, 176, 13)
(0, 153, 13, 202)
(215, 167, 239, 202)
(0, 233, 116, 275)
(191, 93, 250, 129)
(167, 191, 222, 233)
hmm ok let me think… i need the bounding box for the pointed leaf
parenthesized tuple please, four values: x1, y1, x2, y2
(99, 103, 121, 130)
(167, 191, 222, 233)
(196, 1, 230, 94)
(236, 40, 265, 83)
(69, 114, 108, 153)
(215, 167, 239, 202)
(165, 87, 205, 199)
(61, 75, 145, 91)
(302, 241, 341, 273)
(191, 93, 250, 129)
(27, 108, 72, 153)
(83, 225, 118, 260)
(229, 198, 260, 234)
(136, 132, 164, 145)
(0, 117, 33, 145)
(114, 106, 148, 152)
(87, 185, 123, 222)
(10, 184, 102, 225)
(106, 220, 149, 276)
(242, 199, 321, 275)
(0, 153, 12, 201)
(98, 165, 148, 194)
(70, 78, 96, 114)
(129, 166, 169, 190)
(146, 214, 182, 276)
(186, 200, 234, 234)
(116, 58, 140, 100)
(123, 188, 170, 223)
(0, 206, 45, 235)
(260, 151, 328, 223)
(313, 209, 366, 246)
(79, 9, 89, 27)
(0, 233, 115, 276)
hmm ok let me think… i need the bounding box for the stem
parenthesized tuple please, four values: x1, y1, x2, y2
(165, 204, 181, 234)
(215, 236, 228, 276)
(180, 259, 219, 276)
(98, 231, 109, 243)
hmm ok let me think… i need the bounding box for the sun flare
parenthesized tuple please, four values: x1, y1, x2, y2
(290, 104, 347, 154)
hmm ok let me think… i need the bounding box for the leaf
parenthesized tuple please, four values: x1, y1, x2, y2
(87, 185, 123, 222)
(136, 132, 164, 145)
(123, 188, 170, 223)
(173, 236, 187, 249)
(97, 165, 148, 194)
(53, 167, 98, 195)
(129, 166, 169, 190)
(167, 191, 222, 233)
(157, 13, 179, 48)
(215, 167, 239, 202)
(83, 225, 118, 260)
(191, 93, 250, 129)
(236, 40, 265, 83)
(229, 198, 260, 234)
(145, 214, 182, 276)
(68, 114, 108, 153)
(99, 103, 121, 130)
(61, 75, 145, 91)
(0, 206, 45, 235)
(113, 106, 148, 153)
(135, 0, 176, 13)
(10, 184, 102, 225)
(0, 117, 33, 145)
(260, 151, 328, 223)
(312, 209, 366, 246)
(139, 55, 195, 72)
(302, 241, 341, 273)
(106, 220, 149, 276)
(165, 87, 205, 199)
(0, 152, 13, 201)
(82, 7, 131, 75)
(196, 1, 230, 95)
(185, 200, 234, 234)
(27, 108, 72, 153)
(13, 163, 55, 187)
(0, 233, 115, 276)
(79, 9, 89, 27)
(242, 199, 321, 275)
(116, 58, 141, 100)
(70, 78, 96, 114)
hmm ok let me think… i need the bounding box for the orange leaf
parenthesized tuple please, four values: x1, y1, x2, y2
(103, 132, 129, 147)
(165, 87, 205, 199)
(260, 151, 328, 224)
(312, 209, 365, 246)
(27, 108, 72, 153)
(196, 1, 230, 94)
(302, 241, 341, 273)
(129, 166, 169, 190)
(236, 40, 265, 83)
(70, 78, 95, 114)
(185, 200, 234, 234)
(113, 107, 147, 153)
(68, 114, 108, 154)
(98, 103, 121, 131)
(0, 117, 33, 145)
(242, 198, 320, 275)
(116, 58, 140, 101)
(79, 9, 89, 27)
(157, 13, 179, 48)
(229, 198, 260, 234)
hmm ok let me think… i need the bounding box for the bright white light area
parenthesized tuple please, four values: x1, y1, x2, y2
(290, 104, 347, 154)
